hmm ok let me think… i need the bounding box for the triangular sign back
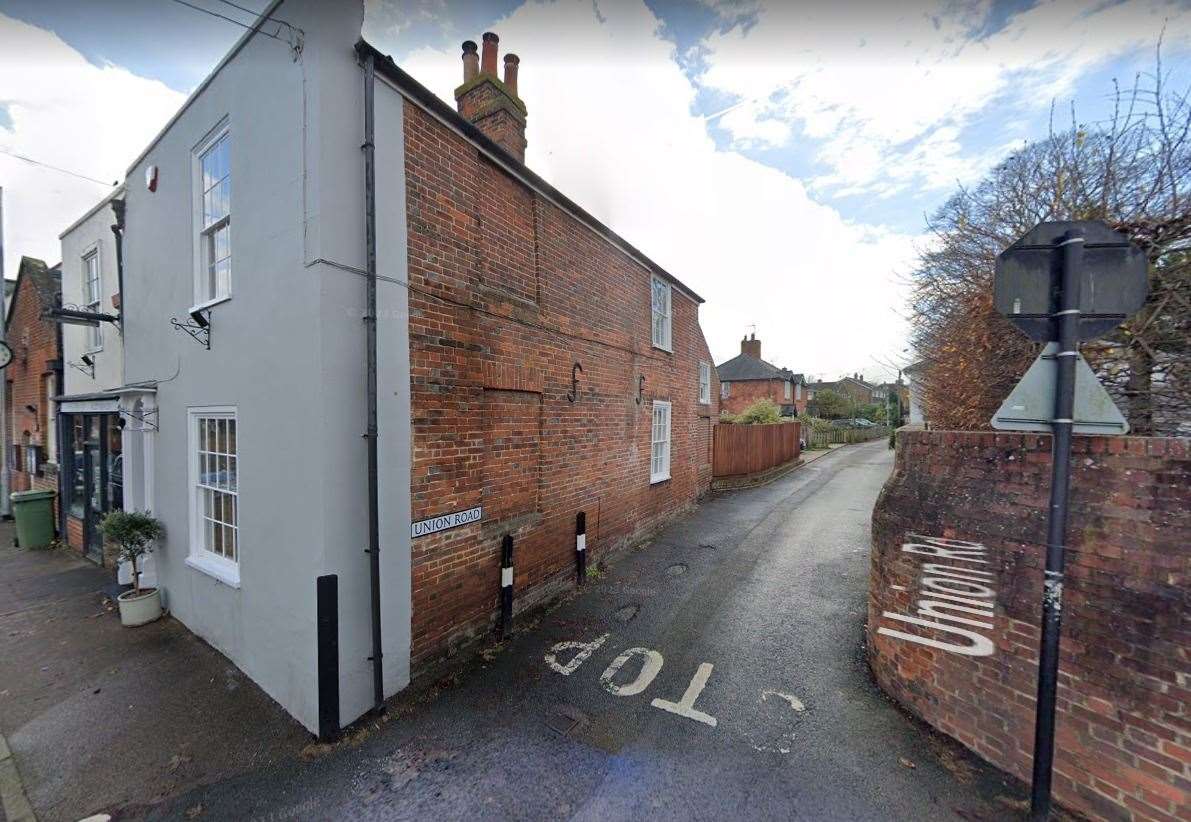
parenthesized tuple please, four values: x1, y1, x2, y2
(991, 343, 1129, 435)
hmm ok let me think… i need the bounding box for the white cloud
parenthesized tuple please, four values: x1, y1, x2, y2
(381, 0, 919, 379)
(0, 13, 184, 279)
(698, 0, 1191, 198)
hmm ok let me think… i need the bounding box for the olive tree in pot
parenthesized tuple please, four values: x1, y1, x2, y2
(100, 511, 166, 627)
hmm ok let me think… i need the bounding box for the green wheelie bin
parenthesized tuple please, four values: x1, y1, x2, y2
(10, 489, 56, 550)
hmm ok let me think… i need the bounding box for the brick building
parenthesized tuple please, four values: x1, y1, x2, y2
(113, 0, 718, 733)
(807, 373, 885, 407)
(403, 32, 718, 665)
(716, 333, 804, 416)
(3, 256, 63, 509)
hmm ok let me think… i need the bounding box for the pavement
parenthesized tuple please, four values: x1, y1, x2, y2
(0, 525, 309, 822)
(112, 440, 1029, 821)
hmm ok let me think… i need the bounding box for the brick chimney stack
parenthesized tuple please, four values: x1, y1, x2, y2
(455, 32, 528, 162)
(741, 333, 761, 359)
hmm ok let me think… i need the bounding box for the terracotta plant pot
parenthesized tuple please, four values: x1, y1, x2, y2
(117, 588, 162, 627)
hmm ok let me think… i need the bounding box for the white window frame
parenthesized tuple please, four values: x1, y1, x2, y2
(795, 383, 803, 401)
(650, 275, 672, 352)
(82, 247, 102, 353)
(784, 380, 792, 401)
(650, 400, 671, 484)
(698, 361, 711, 405)
(721, 381, 730, 399)
(191, 121, 232, 312)
(186, 406, 240, 587)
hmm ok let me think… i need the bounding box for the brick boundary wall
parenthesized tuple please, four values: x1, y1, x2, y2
(868, 430, 1189, 822)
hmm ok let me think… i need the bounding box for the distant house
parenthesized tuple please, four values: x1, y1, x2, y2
(807, 373, 883, 408)
(877, 380, 909, 418)
(3, 257, 63, 512)
(717, 334, 805, 416)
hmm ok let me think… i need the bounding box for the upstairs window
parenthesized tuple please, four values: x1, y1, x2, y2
(784, 380, 792, 401)
(698, 361, 711, 405)
(83, 250, 102, 351)
(795, 383, 803, 401)
(651, 276, 672, 351)
(651, 401, 671, 483)
(195, 127, 231, 306)
(721, 381, 730, 399)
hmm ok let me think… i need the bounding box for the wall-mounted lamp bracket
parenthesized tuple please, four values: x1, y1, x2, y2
(171, 309, 210, 349)
(68, 358, 95, 379)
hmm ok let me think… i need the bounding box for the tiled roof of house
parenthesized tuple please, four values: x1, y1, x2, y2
(5, 257, 60, 330)
(717, 354, 803, 383)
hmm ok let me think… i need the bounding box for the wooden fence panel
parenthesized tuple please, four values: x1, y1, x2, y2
(712, 421, 801, 478)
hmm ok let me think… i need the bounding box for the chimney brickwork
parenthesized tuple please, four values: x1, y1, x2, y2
(455, 32, 527, 162)
(741, 333, 761, 359)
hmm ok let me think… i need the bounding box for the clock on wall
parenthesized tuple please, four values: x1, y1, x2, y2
(0, 341, 12, 370)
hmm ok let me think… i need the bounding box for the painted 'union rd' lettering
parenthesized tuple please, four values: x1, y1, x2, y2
(877, 535, 997, 657)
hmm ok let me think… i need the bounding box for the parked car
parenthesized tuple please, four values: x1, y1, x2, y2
(832, 418, 877, 429)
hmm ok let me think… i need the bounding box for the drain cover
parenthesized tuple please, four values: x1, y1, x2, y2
(665, 563, 688, 577)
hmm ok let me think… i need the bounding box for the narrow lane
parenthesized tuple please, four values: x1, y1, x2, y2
(144, 441, 1024, 821)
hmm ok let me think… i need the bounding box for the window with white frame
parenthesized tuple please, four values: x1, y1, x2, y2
(795, 383, 802, 401)
(83, 250, 102, 351)
(650, 400, 671, 483)
(784, 380, 792, 401)
(721, 381, 730, 399)
(650, 276, 672, 351)
(698, 361, 711, 404)
(195, 128, 231, 306)
(189, 408, 238, 581)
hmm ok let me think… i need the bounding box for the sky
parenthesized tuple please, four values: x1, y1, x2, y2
(0, 0, 1187, 381)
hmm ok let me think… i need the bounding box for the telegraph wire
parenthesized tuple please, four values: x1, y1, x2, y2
(213, 0, 302, 37)
(0, 148, 117, 187)
(162, 0, 286, 42)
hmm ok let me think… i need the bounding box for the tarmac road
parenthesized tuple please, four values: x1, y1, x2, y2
(139, 440, 1027, 821)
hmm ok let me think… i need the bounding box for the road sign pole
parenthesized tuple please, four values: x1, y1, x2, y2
(1030, 227, 1083, 820)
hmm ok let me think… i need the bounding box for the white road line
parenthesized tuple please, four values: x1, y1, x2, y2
(600, 648, 664, 696)
(651, 662, 718, 727)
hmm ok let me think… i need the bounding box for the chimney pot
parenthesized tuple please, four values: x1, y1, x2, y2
(481, 32, 499, 75)
(461, 40, 479, 82)
(503, 53, 520, 95)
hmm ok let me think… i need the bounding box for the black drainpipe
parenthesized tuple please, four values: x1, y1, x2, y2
(110, 198, 125, 328)
(362, 52, 384, 713)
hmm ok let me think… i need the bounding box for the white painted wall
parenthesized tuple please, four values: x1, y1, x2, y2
(121, 0, 411, 733)
(908, 373, 926, 425)
(59, 188, 125, 397)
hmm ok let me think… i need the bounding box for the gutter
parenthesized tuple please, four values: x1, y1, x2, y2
(111, 198, 125, 327)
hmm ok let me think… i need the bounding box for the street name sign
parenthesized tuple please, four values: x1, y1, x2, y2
(991, 343, 1128, 435)
(994, 221, 1147, 341)
(411, 506, 482, 538)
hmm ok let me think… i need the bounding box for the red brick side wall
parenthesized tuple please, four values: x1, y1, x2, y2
(6, 271, 60, 528)
(869, 430, 1189, 822)
(402, 101, 718, 668)
(721, 379, 804, 416)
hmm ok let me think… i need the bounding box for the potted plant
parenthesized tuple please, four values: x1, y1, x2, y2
(100, 510, 166, 627)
